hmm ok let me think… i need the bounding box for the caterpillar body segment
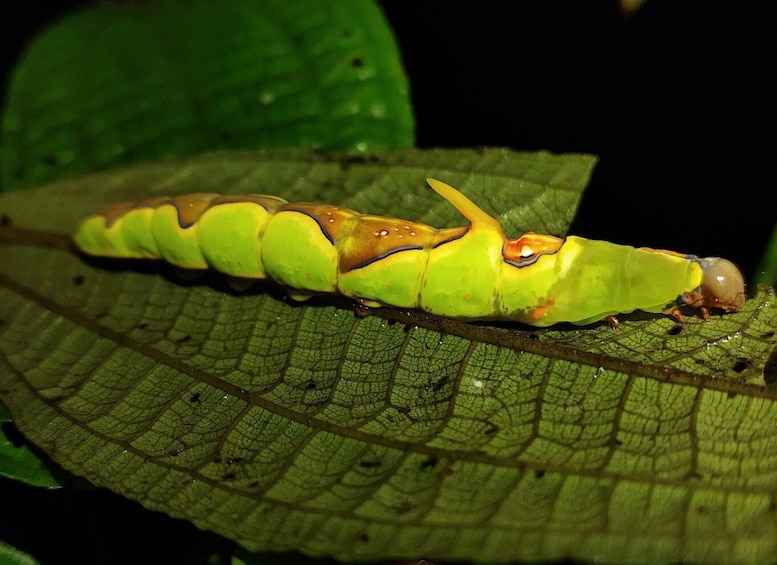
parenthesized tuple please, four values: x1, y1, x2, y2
(73, 179, 746, 326)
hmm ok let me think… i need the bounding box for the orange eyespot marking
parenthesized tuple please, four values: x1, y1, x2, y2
(530, 297, 555, 320)
(504, 232, 564, 266)
(531, 307, 548, 320)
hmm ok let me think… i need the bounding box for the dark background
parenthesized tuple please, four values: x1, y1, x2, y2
(2, 1, 777, 564)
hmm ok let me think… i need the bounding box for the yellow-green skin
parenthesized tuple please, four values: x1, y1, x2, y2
(73, 179, 703, 326)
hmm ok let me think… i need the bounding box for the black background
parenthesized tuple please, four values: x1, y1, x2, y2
(2, 1, 777, 564)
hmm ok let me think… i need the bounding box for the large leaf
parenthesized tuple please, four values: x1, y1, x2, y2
(1, 148, 777, 564)
(1, 0, 413, 191)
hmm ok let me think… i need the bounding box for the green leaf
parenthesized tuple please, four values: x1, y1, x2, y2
(755, 222, 777, 287)
(2, 148, 777, 564)
(0, 541, 40, 565)
(0, 400, 59, 488)
(0, 0, 413, 191)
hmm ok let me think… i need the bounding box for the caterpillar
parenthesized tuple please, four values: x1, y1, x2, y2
(73, 178, 746, 327)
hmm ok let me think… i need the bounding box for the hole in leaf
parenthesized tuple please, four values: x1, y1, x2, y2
(359, 460, 382, 469)
(1, 421, 26, 448)
(764, 348, 777, 385)
(420, 456, 438, 470)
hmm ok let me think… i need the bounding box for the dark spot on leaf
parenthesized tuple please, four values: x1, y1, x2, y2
(727, 391, 738, 399)
(138, 322, 149, 330)
(484, 423, 499, 435)
(732, 358, 751, 373)
(696, 505, 710, 515)
(528, 333, 540, 340)
(213, 457, 222, 464)
(431, 377, 448, 392)
(190, 393, 200, 403)
(248, 481, 260, 488)
(764, 347, 777, 385)
(694, 359, 707, 365)
(356, 532, 369, 543)
(0, 214, 11, 227)
(222, 473, 236, 481)
(762, 331, 775, 340)
(667, 325, 683, 336)
(420, 456, 438, 470)
(393, 501, 412, 515)
(359, 460, 382, 469)
(769, 498, 777, 513)
(395, 406, 411, 414)
(613, 438, 623, 446)
(167, 450, 179, 457)
(1, 421, 26, 448)
(351, 56, 363, 68)
(43, 154, 58, 166)
(534, 469, 546, 479)
(305, 380, 317, 390)
(342, 29, 352, 38)
(175, 334, 192, 344)
(72, 275, 85, 286)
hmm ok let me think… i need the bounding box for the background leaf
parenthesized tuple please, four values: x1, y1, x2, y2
(2, 149, 777, 564)
(756, 222, 777, 287)
(0, 0, 413, 191)
(0, 540, 40, 565)
(0, 400, 58, 488)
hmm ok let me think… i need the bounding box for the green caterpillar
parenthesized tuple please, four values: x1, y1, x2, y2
(73, 178, 746, 326)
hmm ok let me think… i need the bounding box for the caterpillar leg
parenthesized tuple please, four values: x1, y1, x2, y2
(173, 267, 204, 281)
(353, 297, 383, 318)
(668, 307, 687, 325)
(225, 276, 256, 293)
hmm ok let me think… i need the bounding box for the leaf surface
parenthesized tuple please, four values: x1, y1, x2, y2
(1, 0, 413, 191)
(1, 149, 777, 564)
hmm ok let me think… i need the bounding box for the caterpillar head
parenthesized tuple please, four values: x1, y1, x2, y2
(695, 257, 746, 312)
